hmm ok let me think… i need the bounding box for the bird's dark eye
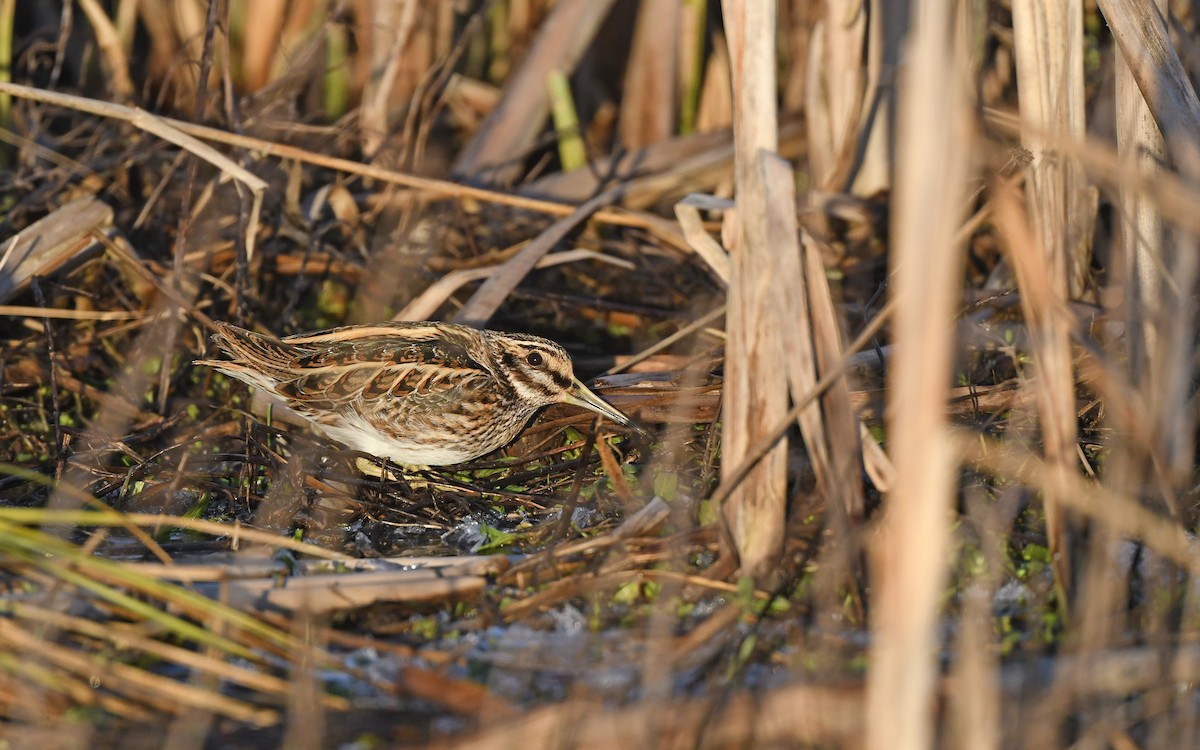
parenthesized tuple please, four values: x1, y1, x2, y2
(526, 351, 544, 367)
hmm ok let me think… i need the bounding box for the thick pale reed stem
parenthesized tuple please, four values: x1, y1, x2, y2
(718, 0, 787, 578)
(866, 2, 970, 749)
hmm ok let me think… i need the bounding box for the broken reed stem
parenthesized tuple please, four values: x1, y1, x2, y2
(707, 297, 893, 511)
(718, 0, 788, 579)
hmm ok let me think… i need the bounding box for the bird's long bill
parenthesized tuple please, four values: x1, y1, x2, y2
(564, 378, 633, 426)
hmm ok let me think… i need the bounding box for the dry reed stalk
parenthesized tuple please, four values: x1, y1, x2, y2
(865, 2, 970, 749)
(121, 554, 505, 580)
(76, 0, 134, 101)
(451, 187, 622, 326)
(136, 0, 184, 93)
(619, 0, 680, 148)
(0, 618, 280, 726)
(0, 509, 349, 560)
(279, 611, 327, 750)
(1062, 12, 1172, 696)
(802, 230, 864, 519)
(1114, 0, 1167, 376)
(756, 154, 867, 526)
(983, 111, 1200, 238)
(399, 663, 519, 718)
(756, 152, 824, 551)
(717, 0, 788, 579)
(214, 569, 491, 613)
(0, 657, 153, 722)
(991, 175, 1078, 596)
(361, 0, 421, 156)
(525, 118, 805, 207)
(852, 0, 901, 195)
(674, 194, 733, 284)
(441, 681, 864, 750)
(443, 72, 501, 128)
(1055, 9, 1200, 741)
(779, 0, 808, 111)
(1011, 0, 1092, 298)
(1098, 1, 1200, 173)
(1010, 0, 1089, 596)
(1099, 0, 1200, 489)
(706, 295, 894, 516)
(164, 0, 211, 109)
(0, 305, 142, 321)
(114, 0, 138, 51)
(239, 0, 288, 91)
(395, 248, 634, 321)
(452, 0, 618, 182)
(0, 196, 113, 304)
(1073, 46, 1154, 690)
(805, 0, 866, 189)
(694, 31, 732, 132)
(5, 601, 345, 708)
(816, 44, 905, 191)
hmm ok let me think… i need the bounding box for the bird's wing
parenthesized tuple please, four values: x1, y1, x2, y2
(274, 332, 501, 414)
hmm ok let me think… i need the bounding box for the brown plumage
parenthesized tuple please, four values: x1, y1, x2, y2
(196, 321, 636, 467)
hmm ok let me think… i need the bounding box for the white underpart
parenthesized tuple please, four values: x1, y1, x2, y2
(318, 410, 479, 466)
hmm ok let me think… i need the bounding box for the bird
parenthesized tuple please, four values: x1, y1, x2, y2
(195, 320, 639, 469)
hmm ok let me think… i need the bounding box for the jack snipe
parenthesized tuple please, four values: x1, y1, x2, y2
(197, 321, 637, 467)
